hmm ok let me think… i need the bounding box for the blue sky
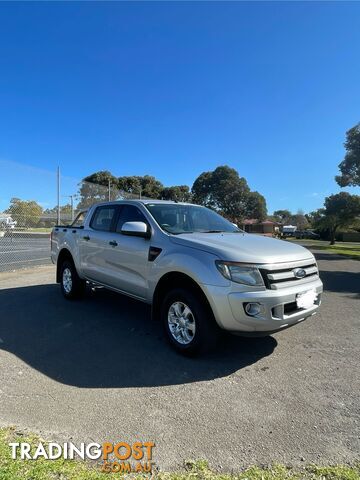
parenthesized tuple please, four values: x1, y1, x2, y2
(0, 1, 360, 213)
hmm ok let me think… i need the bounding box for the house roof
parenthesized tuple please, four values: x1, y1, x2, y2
(243, 219, 280, 225)
(242, 218, 258, 225)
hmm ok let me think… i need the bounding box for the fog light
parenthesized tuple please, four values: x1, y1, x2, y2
(244, 302, 262, 316)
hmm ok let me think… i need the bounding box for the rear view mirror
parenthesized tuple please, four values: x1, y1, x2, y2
(121, 221, 150, 239)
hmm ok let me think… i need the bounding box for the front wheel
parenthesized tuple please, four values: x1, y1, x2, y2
(161, 288, 220, 356)
(60, 259, 86, 300)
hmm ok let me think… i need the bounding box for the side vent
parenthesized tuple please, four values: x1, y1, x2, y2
(148, 246, 162, 262)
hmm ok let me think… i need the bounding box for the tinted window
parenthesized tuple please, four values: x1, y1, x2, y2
(116, 205, 147, 232)
(145, 204, 241, 234)
(90, 206, 116, 231)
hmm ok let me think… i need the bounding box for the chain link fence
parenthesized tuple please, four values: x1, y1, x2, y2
(0, 160, 154, 272)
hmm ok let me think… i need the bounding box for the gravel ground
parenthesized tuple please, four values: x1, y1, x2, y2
(0, 252, 359, 471)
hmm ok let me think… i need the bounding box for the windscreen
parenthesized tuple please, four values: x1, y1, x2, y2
(145, 204, 241, 235)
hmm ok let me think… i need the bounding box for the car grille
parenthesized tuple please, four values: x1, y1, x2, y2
(259, 259, 319, 290)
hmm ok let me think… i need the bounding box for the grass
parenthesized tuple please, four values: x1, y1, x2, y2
(289, 239, 360, 260)
(27, 228, 52, 233)
(0, 428, 359, 480)
(22, 228, 52, 233)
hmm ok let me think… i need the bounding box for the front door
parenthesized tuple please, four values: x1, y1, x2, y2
(105, 204, 151, 299)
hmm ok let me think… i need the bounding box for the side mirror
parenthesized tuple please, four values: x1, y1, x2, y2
(121, 221, 151, 239)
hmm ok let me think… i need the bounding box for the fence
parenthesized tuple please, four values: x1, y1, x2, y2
(0, 160, 155, 272)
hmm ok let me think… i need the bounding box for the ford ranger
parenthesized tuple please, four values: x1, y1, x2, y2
(51, 200, 323, 355)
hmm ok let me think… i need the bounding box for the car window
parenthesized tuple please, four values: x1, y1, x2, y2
(71, 211, 87, 227)
(116, 205, 147, 232)
(145, 203, 241, 234)
(90, 206, 117, 231)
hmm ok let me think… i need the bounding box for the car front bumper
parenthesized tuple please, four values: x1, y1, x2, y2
(201, 277, 323, 334)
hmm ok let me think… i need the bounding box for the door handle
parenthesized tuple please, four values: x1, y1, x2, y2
(109, 240, 118, 247)
(83, 235, 90, 241)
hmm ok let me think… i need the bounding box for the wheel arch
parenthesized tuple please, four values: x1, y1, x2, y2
(152, 271, 213, 321)
(56, 248, 75, 283)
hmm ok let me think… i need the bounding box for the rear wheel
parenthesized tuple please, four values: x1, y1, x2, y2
(161, 287, 219, 355)
(60, 259, 86, 300)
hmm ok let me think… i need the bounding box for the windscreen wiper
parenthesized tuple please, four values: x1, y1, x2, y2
(201, 230, 242, 233)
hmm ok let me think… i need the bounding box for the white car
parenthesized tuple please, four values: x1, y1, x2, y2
(0, 215, 17, 230)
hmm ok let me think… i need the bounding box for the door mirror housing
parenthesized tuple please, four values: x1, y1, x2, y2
(121, 221, 151, 239)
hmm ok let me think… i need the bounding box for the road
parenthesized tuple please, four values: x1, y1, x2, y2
(0, 236, 51, 272)
(0, 253, 359, 471)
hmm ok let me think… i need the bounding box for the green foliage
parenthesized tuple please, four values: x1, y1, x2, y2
(83, 171, 119, 187)
(245, 191, 267, 221)
(305, 210, 324, 227)
(78, 166, 266, 221)
(271, 210, 309, 230)
(44, 204, 72, 215)
(273, 210, 292, 223)
(78, 171, 119, 208)
(336, 123, 360, 187)
(5, 197, 43, 228)
(139, 175, 164, 198)
(312, 192, 360, 245)
(118, 175, 164, 199)
(192, 165, 267, 222)
(289, 210, 309, 231)
(161, 185, 192, 202)
(117, 175, 142, 195)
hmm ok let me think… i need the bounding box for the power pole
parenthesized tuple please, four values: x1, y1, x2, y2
(63, 195, 75, 223)
(69, 195, 74, 222)
(108, 179, 111, 201)
(57, 166, 61, 225)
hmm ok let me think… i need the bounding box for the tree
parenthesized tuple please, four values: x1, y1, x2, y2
(117, 176, 142, 196)
(289, 210, 309, 231)
(191, 171, 214, 207)
(44, 204, 72, 214)
(78, 171, 119, 208)
(139, 175, 164, 198)
(306, 210, 324, 227)
(118, 175, 164, 199)
(313, 192, 360, 245)
(42, 204, 74, 227)
(245, 191, 267, 221)
(273, 210, 292, 223)
(5, 198, 43, 228)
(336, 123, 360, 187)
(161, 185, 192, 202)
(192, 166, 252, 222)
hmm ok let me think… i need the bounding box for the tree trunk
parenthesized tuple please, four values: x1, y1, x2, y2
(329, 226, 337, 245)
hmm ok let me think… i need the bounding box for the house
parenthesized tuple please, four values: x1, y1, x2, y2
(241, 219, 281, 236)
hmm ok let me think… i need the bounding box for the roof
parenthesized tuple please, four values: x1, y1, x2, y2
(89, 199, 197, 208)
(242, 218, 258, 225)
(243, 218, 280, 225)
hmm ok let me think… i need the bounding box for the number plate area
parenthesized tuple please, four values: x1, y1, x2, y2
(296, 288, 317, 309)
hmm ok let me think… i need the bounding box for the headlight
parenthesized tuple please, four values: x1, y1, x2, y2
(216, 261, 264, 286)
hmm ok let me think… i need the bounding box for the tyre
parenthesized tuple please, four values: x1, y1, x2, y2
(60, 259, 86, 300)
(161, 287, 220, 355)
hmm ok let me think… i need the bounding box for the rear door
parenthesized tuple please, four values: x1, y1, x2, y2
(80, 205, 119, 285)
